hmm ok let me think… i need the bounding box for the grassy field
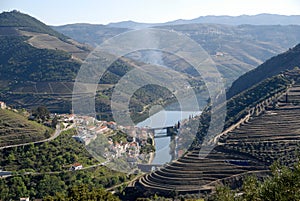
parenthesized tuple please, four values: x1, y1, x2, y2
(0, 109, 52, 147)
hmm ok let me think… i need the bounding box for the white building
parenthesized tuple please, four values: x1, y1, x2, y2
(0, 101, 6, 109)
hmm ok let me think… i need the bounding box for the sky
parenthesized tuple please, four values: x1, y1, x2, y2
(1, 0, 300, 25)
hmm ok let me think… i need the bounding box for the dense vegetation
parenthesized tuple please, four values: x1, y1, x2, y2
(214, 161, 300, 201)
(0, 10, 68, 40)
(0, 36, 80, 82)
(0, 129, 97, 172)
(225, 74, 290, 127)
(0, 129, 133, 200)
(0, 11, 205, 121)
(44, 185, 120, 201)
(0, 108, 52, 147)
(0, 166, 129, 200)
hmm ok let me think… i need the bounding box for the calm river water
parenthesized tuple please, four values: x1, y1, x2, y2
(137, 110, 201, 164)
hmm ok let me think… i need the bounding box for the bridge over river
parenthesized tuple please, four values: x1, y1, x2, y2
(131, 81, 300, 196)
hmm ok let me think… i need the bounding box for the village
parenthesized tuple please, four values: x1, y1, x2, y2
(65, 114, 156, 165)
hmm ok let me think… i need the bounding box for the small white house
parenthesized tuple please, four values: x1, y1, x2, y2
(0, 101, 6, 109)
(20, 198, 29, 201)
(70, 163, 83, 171)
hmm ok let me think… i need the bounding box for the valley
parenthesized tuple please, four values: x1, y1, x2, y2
(131, 70, 300, 198)
(1, 8, 300, 201)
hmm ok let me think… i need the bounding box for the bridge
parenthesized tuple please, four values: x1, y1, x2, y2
(149, 125, 179, 138)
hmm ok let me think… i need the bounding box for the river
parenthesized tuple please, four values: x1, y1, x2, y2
(137, 110, 201, 164)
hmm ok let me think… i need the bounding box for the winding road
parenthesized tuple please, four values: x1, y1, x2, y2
(0, 123, 74, 150)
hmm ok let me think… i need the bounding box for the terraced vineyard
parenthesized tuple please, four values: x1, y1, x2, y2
(0, 109, 52, 147)
(134, 83, 300, 195)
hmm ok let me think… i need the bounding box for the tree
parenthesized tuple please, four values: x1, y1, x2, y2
(214, 161, 300, 201)
(51, 116, 58, 128)
(8, 176, 28, 199)
(44, 185, 120, 201)
(36, 175, 66, 198)
(32, 106, 50, 122)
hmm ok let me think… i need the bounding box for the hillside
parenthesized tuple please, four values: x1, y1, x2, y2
(133, 57, 300, 198)
(0, 10, 90, 61)
(52, 23, 130, 47)
(0, 10, 67, 40)
(227, 43, 300, 98)
(54, 23, 300, 87)
(0, 11, 204, 120)
(0, 108, 52, 147)
(0, 11, 83, 113)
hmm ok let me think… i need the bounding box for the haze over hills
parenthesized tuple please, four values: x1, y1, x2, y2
(0, 11, 205, 118)
(106, 13, 300, 29)
(133, 38, 300, 197)
(3, 10, 300, 118)
(2, 9, 300, 200)
(52, 23, 130, 47)
(54, 22, 300, 87)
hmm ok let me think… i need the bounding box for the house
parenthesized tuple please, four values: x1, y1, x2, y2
(20, 198, 29, 201)
(70, 163, 83, 171)
(0, 101, 6, 109)
(63, 114, 75, 122)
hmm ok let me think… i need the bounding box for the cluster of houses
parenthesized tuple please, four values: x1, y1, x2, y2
(68, 114, 155, 165)
(104, 126, 154, 164)
(70, 115, 118, 145)
(106, 140, 140, 161)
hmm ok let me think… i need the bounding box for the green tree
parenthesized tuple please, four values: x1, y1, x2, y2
(32, 106, 50, 122)
(8, 176, 28, 199)
(36, 175, 66, 197)
(52, 116, 58, 128)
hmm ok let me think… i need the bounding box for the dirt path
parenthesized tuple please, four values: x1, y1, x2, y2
(0, 123, 74, 150)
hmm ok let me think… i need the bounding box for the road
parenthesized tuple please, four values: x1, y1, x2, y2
(0, 123, 74, 150)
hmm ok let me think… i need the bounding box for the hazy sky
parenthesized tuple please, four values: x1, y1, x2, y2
(1, 0, 300, 25)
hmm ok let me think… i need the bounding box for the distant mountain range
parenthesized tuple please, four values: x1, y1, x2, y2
(0, 11, 203, 119)
(54, 22, 300, 88)
(2, 10, 300, 120)
(106, 14, 300, 29)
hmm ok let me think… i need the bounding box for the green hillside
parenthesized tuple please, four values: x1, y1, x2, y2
(0, 11, 203, 120)
(227, 43, 300, 98)
(0, 108, 52, 147)
(0, 10, 68, 40)
(132, 43, 300, 199)
(0, 36, 80, 82)
(54, 23, 300, 87)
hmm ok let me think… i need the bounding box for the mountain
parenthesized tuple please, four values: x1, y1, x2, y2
(227, 43, 300, 98)
(0, 11, 92, 113)
(0, 10, 90, 62)
(52, 23, 130, 47)
(54, 22, 300, 88)
(107, 20, 154, 29)
(132, 42, 300, 198)
(0, 11, 201, 120)
(181, 13, 300, 26)
(106, 14, 300, 29)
